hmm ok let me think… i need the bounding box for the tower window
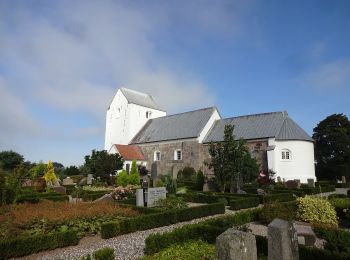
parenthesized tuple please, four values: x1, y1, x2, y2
(146, 111, 152, 118)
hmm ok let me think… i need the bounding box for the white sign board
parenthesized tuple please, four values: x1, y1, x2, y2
(147, 187, 166, 207)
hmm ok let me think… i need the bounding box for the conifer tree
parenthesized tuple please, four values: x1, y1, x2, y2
(44, 160, 57, 185)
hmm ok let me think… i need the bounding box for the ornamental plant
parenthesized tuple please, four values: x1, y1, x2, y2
(296, 196, 338, 227)
(44, 160, 57, 185)
(111, 185, 135, 200)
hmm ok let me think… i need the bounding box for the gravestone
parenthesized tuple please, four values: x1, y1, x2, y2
(53, 186, 66, 194)
(87, 174, 93, 185)
(294, 223, 316, 246)
(342, 176, 346, 184)
(62, 177, 74, 186)
(307, 178, 315, 188)
(294, 179, 301, 189)
(277, 176, 282, 183)
(147, 187, 166, 207)
(216, 228, 257, 260)
(268, 218, 299, 260)
(136, 189, 144, 207)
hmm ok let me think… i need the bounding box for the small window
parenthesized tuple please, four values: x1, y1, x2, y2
(281, 149, 291, 161)
(174, 149, 182, 160)
(146, 111, 152, 118)
(154, 151, 161, 161)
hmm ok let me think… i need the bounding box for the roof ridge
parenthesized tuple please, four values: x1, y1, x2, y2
(221, 111, 287, 120)
(150, 106, 216, 119)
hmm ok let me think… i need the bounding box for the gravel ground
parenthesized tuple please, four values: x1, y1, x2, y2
(15, 207, 238, 260)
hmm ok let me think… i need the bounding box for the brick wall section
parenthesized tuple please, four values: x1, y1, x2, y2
(138, 139, 268, 179)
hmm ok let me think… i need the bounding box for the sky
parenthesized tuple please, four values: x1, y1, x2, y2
(0, 0, 349, 166)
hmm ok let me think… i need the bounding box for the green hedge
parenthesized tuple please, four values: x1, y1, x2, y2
(144, 208, 260, 255)
(335, 183, 350, 188)
(229, 197, 260, 210)
(116, 198, 137, 205)
(255, 235, 350, 260)
(0, 230, 79, 259)
(263, 193, 296, 203)
(101, 202, 225, 239)
(92, 247, 115, 260)
(80, 191, 110, 201)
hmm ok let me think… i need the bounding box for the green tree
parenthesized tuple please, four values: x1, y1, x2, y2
(2, 164, 27, 204)
(313, 114, 350, 180)
(44, 160, 57, 185)
(63, 165, 81, 176)
(29, 161, 47, 179)
(128, 160, 140, 185)
(116, 169, 129, 187)
(207, 125, 254, 193)
(0, 150, 24, 171)
(84, 149, 124, 184)
(241, 153, 259, 183)
(195, 170, 205, 191)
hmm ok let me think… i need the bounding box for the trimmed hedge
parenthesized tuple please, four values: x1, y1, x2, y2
(229, 197, 260, 210)
(0, 230, 79, 259)
(144, 208, 261, 255)
(255, 235, 350, 260)
(16, 193, 69, 203)
(92, 247, 115, 260)
(263, 193, 296, 203)
(79, 191, 111, 201)
(100, 202, 225, 239)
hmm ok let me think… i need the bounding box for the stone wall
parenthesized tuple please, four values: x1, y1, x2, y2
(138, 138, 269, 179)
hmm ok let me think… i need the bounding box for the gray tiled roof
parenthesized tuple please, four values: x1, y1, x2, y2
(120, 88, 165, 111)
(130, 107, 216, 144)
(203, 111, 313, 143)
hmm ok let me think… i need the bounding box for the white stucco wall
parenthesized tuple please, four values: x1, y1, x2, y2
(267, 139, 316, 183)
(104, 89, 166, 151)
(197, 108, 221, 143)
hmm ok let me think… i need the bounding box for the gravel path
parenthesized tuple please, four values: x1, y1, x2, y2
(15, 208, 238, 260)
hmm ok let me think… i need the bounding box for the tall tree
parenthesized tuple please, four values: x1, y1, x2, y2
(0, 150, 24, 171)
(44, 160, 57, 185)
(313, 114, 350, 180)
(84, 149, 123, 184)
(207, 125, 255, 193)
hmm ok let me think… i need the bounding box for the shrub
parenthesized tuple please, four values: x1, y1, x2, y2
(263, 193, 296, 203)
(229, 197, 260, 210)
(328, 194, 347, 199)
(92, 247, 115, 260)
(128, 160, 140, 185)
(155, 195, 188, 210)
(259, 201, 297, 224)
(116, 170, 129, 187)
(195, 170, 205, 191)
(297, 196, 338, 227)
(314, 227, 350, 254)
(163, 175, 177, 194)
(111, 186, 135, 200)
(44, 160, 57, 185)
(177, 167, 196, 181)
(141, 240, 215, 260)
(144, 208, 260, 254)
(100, 202, 225, 239)
(0, 230, 79, 259)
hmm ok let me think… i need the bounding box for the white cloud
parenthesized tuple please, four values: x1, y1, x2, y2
(302, 59, 350, 89)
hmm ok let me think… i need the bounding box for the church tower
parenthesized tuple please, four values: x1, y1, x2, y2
(104, 88, 166, 152)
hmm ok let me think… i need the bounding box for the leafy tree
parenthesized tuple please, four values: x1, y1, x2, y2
(2, 164, 27, 204)
(84, 149, 124, 184)
(130, 160, 139, 175)
(241, 153, 259, 183)
(44, 160, 57, 185)
(116, 169, 129, 187)
(207, 125, 254, 193)
(313, 114, 350, 180)
(29, 161, 47, 179)
(64, 165, 81, 176)
(0, 150, 24, 171)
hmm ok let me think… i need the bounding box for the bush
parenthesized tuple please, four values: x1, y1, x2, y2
(92, 247, 115, 260)
(195, 170, 205, 191)
(155, 195, 188, 210)
(229, 197, 260, 210)
(0, 230, 79, 259)
(328, 194, 347, 199)
(177, 167, 196, 181)
(314, 227, 350, 254)
(297, 196, 338, 227)
(163, 175, 177, 194)
(100, 202, 225, 239)
(263, 193, 296, 203)
(144, 208, 260, 255)
(141, 240, 215, 260)
(259, 201, 297, 224)
(116, 170, 129, 187)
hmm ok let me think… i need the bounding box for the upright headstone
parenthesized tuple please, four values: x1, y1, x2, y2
(268, 218, 299, 260)
(277, 176, 282, 183)
(216, 228, 257, 260)
(342, 176, 346, 184)
(87, 174, 93, 185)
(307, 178, 315, 188)
(294, 179, 301, 189)
(147, 187, 166, 207)
(136, 189, 144, 207)
(63, 177, 74, 186)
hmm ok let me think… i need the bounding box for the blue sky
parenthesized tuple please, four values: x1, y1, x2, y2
(0, 0, 349, 166)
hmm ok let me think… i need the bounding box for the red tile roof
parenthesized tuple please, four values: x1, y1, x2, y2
(115, 144, 145, 161)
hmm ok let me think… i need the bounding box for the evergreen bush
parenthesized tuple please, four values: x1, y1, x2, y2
(92, 247, 115, 260)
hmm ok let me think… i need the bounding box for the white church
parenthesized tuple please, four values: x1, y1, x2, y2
(105, 87, 316, 183)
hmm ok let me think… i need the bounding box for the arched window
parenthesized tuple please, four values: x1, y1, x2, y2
(154, 151, 161, 161)
(174, 149, 182, 160)
(281, 149, 292, 161)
